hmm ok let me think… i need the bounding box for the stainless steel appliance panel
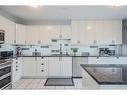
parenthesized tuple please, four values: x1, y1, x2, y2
(73, 57, 88, 77)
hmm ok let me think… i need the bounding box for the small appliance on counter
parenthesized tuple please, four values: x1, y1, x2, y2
(0, 51, 13, 59)
(32, 49, 41, 56)
(99, 48, 115, 56)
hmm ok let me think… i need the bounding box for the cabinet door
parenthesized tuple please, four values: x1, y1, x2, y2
(48, 57, 61, 77)
(83, 20, 96, 44)
(112, 20, 122, 44)
(22, 57, 37, 77)
(26, 25, 40, 44)
(60, 57, 72, 77)
(102, 20, 113, 44)
(49, 25, 61, 39)
(6, 20, 15, 44)
(96, 20, 122, 45)
(39, 26, 51, 44)
(16, 24, 26, 44)
(37, 57, 49, 77)
(71, 21, 80, 44)
(61, 25, 71, 39)
(96, 20, 105, 44)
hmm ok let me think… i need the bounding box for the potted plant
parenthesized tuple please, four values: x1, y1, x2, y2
(71, 48, 78, 56)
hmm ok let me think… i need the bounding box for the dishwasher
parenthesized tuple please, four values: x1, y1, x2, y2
(72, 57, 88, 78)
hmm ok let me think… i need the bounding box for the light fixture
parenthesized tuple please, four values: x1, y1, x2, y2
(29, 0, 42, 8)
(29, 5, 41, 8)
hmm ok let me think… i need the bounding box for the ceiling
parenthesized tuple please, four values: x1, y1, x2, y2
(0, 6, 127, 24)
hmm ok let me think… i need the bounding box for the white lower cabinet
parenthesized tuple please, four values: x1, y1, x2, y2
(12, 58, 22, 84)
(22, 57, 37, 77)
(22, 57, 48, 78)
(48, 57, 61, 77)
(48, 57, 72, 78)
(60, 57, 72, 77)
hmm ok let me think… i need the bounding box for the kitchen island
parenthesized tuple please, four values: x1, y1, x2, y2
(81, 64, 127, 89)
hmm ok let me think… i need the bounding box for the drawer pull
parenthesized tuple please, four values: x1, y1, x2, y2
(16, 65, 18, 67)
(41, 63, 44, 65)
(41, 70, 44, 72)
(16, 69, 18, 71)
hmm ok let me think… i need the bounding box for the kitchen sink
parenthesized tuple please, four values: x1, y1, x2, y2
(51, 54, 71, 56)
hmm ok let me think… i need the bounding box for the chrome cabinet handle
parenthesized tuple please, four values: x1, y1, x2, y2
(35, 57, 37, 61)
(59, 57, 62, 61)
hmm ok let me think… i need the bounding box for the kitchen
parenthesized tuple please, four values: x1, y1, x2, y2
(0, 6, 127, 90)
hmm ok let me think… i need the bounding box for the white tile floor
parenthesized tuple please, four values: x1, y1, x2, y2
(12, 78, 83, 90)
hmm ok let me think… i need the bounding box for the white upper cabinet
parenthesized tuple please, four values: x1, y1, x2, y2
(71, 20, 80, 44)
(71, 20, 96, 45)
(49, 25, 61, 39)
(112, 20, 122, 44)
(0, 15, 15, 44)
(71, 20, 122, 45)
(60, 25, 71, 39)
(39, 26, 52, 44)
(96, 20, 112, 44)
(96, 20, 122, 44)
(16, 24, 26, 44)
(26, 25, 41, 44)
(83, 20, 96, 44)
(25, 25, 71, 45)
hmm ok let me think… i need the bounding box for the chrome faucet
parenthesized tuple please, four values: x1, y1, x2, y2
(60, 44, 62, 55)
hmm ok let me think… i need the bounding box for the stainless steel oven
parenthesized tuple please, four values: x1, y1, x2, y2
(0, 29, 5, 44)
(0, 60, 12, 89)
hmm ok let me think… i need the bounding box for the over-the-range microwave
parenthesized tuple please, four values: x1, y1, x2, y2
(0, 29, 5, 44)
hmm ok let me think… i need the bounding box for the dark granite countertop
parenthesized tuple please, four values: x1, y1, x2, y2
(81, 64, 127, 85)
(19, 55, 127, 57)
